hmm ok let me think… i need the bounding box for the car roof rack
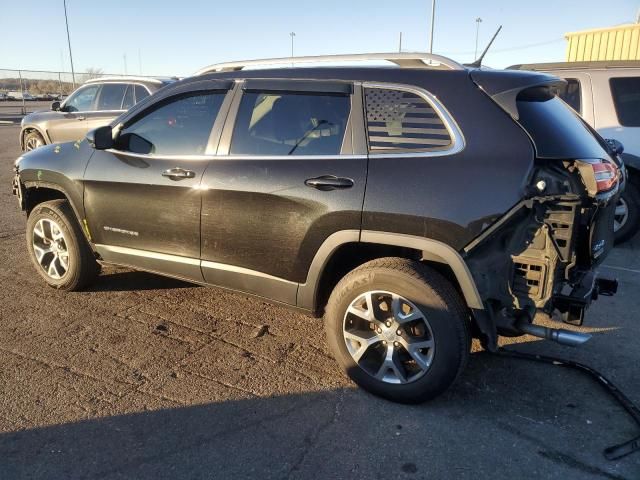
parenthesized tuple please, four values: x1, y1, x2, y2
(194, 52, 465, 76)
(509, 60, 640, 71)
(84, 76, 166, 85)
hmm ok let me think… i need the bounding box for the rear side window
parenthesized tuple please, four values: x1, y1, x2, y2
(135, 85, 150, 103)
(116, 92, 226, 155)
(551, 78, 581, 113)
(230, 91, 350, 155)
(610, 77, 640, 127)
(96, 83, 128, 111)
(364, 87, 452, 152)
(517, 88, 607, 159)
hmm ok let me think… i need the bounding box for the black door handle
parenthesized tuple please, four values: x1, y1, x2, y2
(305, 175, 354, 191)
(162, 168, 196, 181)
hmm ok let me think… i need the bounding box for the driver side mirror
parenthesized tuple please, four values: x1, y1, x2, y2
(86, 126, 114, 150)
(51, 101, 61, 111)
(605, 138, 624, 155)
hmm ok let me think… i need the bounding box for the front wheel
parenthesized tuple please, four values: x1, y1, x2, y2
(23, 130, 45, 151)
(26, 200, 98, 291)
(324, 258, 470, 404)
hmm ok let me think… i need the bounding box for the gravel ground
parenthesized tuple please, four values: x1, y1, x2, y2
(0, 124, 639, 479)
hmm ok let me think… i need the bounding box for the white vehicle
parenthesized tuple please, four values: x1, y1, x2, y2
(7, 91, 35, 101)
(510, 61, 640, 243)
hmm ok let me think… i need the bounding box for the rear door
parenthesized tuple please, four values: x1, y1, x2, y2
(83, 82, 233, 281)
(199, 79, 367, 304)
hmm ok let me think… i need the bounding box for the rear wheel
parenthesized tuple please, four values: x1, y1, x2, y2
(614, 183, 640, 244)
(324, 258, 470, 403)
(26, 200, 98, 291)
(23, 131, 45, 151)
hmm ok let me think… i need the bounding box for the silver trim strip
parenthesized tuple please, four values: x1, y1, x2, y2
(195, 52, 464, 75)
(85, 76, 164, 85)
(362, 82, 466, 158)
(95, 244, 200, 266)
(201, 260, 297, 286)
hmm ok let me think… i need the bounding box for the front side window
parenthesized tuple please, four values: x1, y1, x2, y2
(610, 77, 640, 127)
(64, 85, 100, 112)
(364, 87, 452, 152)
(115, 92, 226, 155)
(230, 91, 350, 155)
(551, 78, 581, 113)
(96, 83, 128, 111)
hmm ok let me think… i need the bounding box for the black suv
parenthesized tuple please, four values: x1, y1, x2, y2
(12, 53, 620, 403)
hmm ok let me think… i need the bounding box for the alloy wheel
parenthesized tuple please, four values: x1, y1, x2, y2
(25, 136, 43, 151)
(32, 218, 69, 279)
(343, 291, 435, 384)
(614, 197, 628, 233)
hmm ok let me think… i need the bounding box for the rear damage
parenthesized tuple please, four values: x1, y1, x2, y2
(464, 69, 620, 349)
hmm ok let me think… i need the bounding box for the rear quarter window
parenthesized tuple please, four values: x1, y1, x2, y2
(364, 87, 452, 153)
(610, 77, 640, 127)
(551, 78, 581, 113)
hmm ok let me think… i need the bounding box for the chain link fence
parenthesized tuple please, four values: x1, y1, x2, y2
(0, 69, 170, 116)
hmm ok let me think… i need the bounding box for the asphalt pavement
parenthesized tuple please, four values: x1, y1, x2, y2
(0, 124, 639, 479)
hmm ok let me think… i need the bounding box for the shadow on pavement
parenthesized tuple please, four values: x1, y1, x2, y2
(87, 268, 196, 292)
(1, 341, 637, 480)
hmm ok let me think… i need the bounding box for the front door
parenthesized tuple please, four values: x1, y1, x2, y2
(83, 88, 231, 281)
(200, 79, 367, 304)
(48, 84, 101, 143)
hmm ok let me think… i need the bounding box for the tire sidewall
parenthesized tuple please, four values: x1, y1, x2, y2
(615, 183, 640, 244)
(26, 202, 82, 289)
(325, 264, 468, 403)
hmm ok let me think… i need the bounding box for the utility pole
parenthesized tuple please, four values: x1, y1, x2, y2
(63, 0, 76, 87)
(399, 32, 403, 52)
(475, 17, 483, 59)
(428, 0, 436, 53)
(290, 32, 296, 66)
(123, 54, 128, 75)
(138, 48, 142, 75)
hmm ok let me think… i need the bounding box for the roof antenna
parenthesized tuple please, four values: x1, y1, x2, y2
(466, 25, 502, 68)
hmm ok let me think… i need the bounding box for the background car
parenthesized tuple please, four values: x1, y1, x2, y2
(19, 76, 174, 151)
(510, 61, 640, 243)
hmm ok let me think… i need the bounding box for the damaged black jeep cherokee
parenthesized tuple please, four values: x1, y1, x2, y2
(12, 53, 620, 403)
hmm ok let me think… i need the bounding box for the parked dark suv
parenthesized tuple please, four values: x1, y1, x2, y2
(12, 53, 620, 403)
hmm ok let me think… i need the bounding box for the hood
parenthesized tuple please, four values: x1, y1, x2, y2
(22, 109, 62, 126)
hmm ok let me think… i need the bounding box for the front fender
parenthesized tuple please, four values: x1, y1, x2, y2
(16, 140, 94, 223)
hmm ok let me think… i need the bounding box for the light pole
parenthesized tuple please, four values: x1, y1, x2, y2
(63, 0, 76, 87)
(290, 32, 296, 66)
(475, 17, 483, 59)
(428, 0, 436, 53)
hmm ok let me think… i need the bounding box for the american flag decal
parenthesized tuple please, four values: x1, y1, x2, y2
(365, 88, 452, 151)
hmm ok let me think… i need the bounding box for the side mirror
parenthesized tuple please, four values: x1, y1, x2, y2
(605, 138, 624, 155)
(51, 101, 61, 111)
(87, 126, 114, 150)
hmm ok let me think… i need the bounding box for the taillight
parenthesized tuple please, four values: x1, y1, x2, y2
(575, 159, 619, 196)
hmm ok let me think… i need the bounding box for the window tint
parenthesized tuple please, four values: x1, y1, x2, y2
(121, 84, 135, 110)
(364, 88, 452, 152)
(551, 78, 581, 113)
(116, 92, 226, 155)
(230, 91, 350, 155)
(610, 77, 640, 127)
(135, 85, 150, 103)
(64, 85, 100, 112)
(517, 89, 607, 160)
(96, 83, 128, 111)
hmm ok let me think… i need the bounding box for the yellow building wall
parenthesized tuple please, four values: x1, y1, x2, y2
(566, 24, 640, 61)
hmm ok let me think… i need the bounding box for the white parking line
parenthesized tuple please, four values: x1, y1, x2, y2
(0, 121, 15, 125)
(601, 264, 640, 274)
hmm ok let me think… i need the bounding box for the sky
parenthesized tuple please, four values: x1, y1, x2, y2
(1, 0, 638, 77)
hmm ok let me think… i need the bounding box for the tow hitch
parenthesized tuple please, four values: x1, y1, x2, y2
(493, 348, 640, 460)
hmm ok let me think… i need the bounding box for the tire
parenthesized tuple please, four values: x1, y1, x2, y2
(23, 130, 45, 151)
(614, 182, 640, 244)
(324, 257, 470, 404)
(26, 200, 98, 291)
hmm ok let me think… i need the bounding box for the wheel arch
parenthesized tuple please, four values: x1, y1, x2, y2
(20, 126, 49, 150)
(298, 230, 484, 315)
